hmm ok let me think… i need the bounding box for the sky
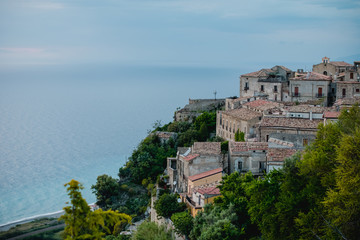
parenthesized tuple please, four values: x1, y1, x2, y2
(0, 0, 360, 69)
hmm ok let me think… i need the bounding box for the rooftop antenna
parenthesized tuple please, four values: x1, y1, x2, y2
(214, 90, 217, 100)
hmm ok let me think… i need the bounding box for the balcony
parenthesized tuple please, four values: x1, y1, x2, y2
(273, 89, 278, 93)
(292, 93, 300, 97)
(244, 87, 249, 91)
(316, 93, 324, 98)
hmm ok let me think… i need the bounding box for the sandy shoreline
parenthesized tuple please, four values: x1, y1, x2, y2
(0, 211, 64, 232)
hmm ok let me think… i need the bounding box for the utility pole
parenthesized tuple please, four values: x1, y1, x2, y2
(214, 90, 217, 100)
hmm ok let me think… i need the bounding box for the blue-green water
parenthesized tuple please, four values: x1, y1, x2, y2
(0, 64, 241, 226)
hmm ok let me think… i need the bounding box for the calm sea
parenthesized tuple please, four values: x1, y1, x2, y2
(0, 64, 241, 226)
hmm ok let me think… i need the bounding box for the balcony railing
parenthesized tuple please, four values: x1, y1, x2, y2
(244, 87, 249, 91)
(292, 93, 300, 97)
(316, 93, 324, 98)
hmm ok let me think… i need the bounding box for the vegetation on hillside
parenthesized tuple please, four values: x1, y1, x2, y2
(91, 110, 224, 223)
(60, 180, 132, 240)
(186, 104, 360, 239)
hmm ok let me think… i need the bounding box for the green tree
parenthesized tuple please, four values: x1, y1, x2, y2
(59, 179, 103, 239)
(131, 221, 174, 240)
(190, 204, 241, 240)
(198, 122, 209, 141)
(193, 112, 216, 132)
(215, 172, 258, 238)
(91, 174, 119, 208)
(323, 128, 360, 239)
(234, 130, 245, 142)
(171, 211, 193, 237)
(154, 193, 185, 218)
(60, 180, 132, 240)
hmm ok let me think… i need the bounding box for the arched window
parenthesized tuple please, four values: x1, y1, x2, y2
(323, 71, 327, 76)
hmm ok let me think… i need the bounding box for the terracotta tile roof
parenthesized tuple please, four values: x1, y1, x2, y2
(323, 111, 341, 118)
(182, 154, 200, 162)
(195, 186, 221, 196)
(244, 99, 281, 111)
(268, 138, 295, 148)
(230, 141, 268, 153)
(192, 142, 221, 155)
(278, 65, 292, 72)
(188, 168, 223, 181)
(285, 105, 328, 113)
(334, 97, 360, 106)
(267, 148, 297, 162)
(330, 61, 352, 67)
(260, 117, 322, 129)
(241, 68, 274, 78)
(221, 108, 263, 121)
(291, 72, 332, 81)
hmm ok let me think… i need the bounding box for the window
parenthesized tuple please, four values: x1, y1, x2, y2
(238, 161, 242, 172)
(275, 94, 277, 101)
(266, 135, 269, 142)
(274, 85, 278, 92)
(303, 139, 308, 146)
(261, 85, 264, 92)
(323, 71, 327, 76)
(342, 88, 346, 97)
(350, 73, 354, 79)
(356, 89, 360, 93)
(245, 82, 249, 90)
(198, 195, 201, 205)
(317, 87, 323, 98)
(294, 87, 299, 97)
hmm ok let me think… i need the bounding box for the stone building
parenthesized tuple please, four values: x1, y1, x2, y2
(336, 81, 360, 100)
(166, 142, 223, 193)
(334, 97, 360, 109)
(228, 141, 268, 175)
(242, 99, 282, 113)
(289, 72, 332, 106)
(266, 148, 298, 172)
(239, 65, 293, 102)
(259, 116, 322, 147)
(313, 57, 353, 77)
(174, 98, 225, 122)
(225, 96, 256, 110)
(283, 105, 329, 119)
(183, 184, 221, 217)
(216, 108, 262, 141)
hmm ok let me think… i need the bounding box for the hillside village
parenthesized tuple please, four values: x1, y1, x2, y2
(156, 57, 360, 218)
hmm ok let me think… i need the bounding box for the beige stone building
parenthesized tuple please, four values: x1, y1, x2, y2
(239, 65, 293, 102)
(313, 56, 353, 77)
(216, 108, 262, 141)
(166, 142, 223, 193)
(336, 81, 360, 100)
(266, 148, 297, 172)
(228, 141, 268, 175)
(259, 116, 322, 147)
(289, 72, 332, 106)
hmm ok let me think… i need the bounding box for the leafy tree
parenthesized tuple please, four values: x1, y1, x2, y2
(215, 172, 258, 238)
(323, 128, 360, 239)
(60, 180, 132, 240)
(154, 193, 185, 218)
(171, 211, 193, 237)
(92, 174, 119, 208)
(193, 112, 216, 132)
(131, 221, 174, 240)
(59, 179, 101, 239)
(234, 130, 245, 142)
(337, 103, 360, 135)
(190, 204, 241, 240)
(198, 122, 209, 141)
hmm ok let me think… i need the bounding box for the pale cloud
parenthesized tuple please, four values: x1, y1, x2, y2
(32, 2, 64, 10)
